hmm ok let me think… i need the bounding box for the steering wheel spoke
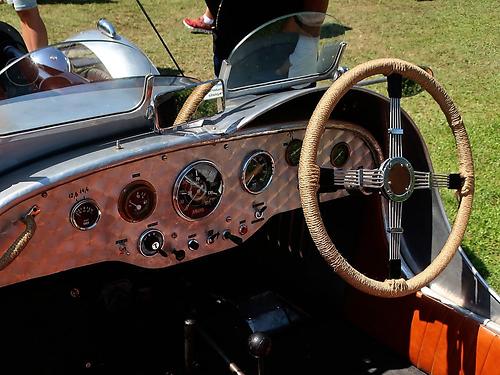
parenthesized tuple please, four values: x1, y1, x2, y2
(319, 167, 383, 193)
(414, 171, 464, 190)
(388, 74, 403, 159)
(387, 200, 403, 278)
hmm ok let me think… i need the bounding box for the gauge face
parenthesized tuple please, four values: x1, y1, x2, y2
(173, 161, 223, 221)
(241, 151, 275, 194)
(285, 139, 303, 166)
(118, 181, 157, 222)
(70, 199, 101, 230)
(330, 142, 350, 167)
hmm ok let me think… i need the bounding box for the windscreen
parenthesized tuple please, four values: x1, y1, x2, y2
(0, 40, 157, 135)
(224, 12, 349, 91)
(0, 40, 156, 101)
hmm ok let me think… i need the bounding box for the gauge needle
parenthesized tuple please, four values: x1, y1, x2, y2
(246, 164, 264, 185)
(129, 201, 142, 210)
(185, 176, 207, 194)
(185, 188, 205, 210)
(334, 149, 346, 163)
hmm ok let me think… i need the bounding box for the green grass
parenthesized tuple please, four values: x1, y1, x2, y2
(1, 0, 498, 291)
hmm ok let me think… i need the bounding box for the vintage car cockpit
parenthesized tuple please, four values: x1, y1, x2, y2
(0, 12, 498, 375)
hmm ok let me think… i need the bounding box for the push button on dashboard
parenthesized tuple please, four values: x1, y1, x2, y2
(187, 239, 199, 251)
(238, 223, 248, 236)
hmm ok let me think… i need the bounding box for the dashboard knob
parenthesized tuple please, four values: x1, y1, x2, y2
(138, 229, 164, 257)
(222, 230, 243, 246)
(172, 248, 185, 261)
(187, 239, 199, 251)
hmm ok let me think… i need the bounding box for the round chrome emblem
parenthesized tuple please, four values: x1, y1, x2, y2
(380, 157, 415, 202)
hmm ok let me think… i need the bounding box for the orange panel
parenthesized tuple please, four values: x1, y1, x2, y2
(345, 290, 499, 375)
(409, 301, 431, 365)
(477, 331, 499, 375)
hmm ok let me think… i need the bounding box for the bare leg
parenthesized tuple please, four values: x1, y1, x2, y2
(17, 7, 48, 51)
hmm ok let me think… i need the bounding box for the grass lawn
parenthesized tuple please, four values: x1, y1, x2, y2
(1, 0, 498, 291)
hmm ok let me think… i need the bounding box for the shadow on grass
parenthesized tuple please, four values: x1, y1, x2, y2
(321, 23, 352, 39)
(462, 244, 490, 279)
(157, 67, 183, 76)
(39, 0, 116, 4)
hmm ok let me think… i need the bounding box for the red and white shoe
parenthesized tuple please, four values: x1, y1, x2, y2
(182, 16, 214, 34)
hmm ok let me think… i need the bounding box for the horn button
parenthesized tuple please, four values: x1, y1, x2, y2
(381, 157, 415, 202)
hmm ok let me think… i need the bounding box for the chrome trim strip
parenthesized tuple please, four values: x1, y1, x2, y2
(422, 286, 500, 335)
(0, 121, 382, 218)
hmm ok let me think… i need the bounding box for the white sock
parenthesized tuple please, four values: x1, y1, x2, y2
(202, 15, 214, 25)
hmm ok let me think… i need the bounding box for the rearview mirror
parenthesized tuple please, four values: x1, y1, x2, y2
(153, 79, 225, 131)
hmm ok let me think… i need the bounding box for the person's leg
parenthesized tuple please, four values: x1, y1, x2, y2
(203, 7, 214, 24)
(12, 0, 48, 51)
(204, 0, 220, 21)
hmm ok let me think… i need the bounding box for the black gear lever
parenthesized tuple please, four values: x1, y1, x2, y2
(248, 332, 272, 375)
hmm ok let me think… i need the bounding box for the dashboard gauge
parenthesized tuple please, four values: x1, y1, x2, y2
(70, 199, 101, 231)
(173, 161, 223, 221)
(285, 139, 303, 166)
(330, 142, 350, 167)
(241, 150, 275, 194)
(118, 180, 157, 222)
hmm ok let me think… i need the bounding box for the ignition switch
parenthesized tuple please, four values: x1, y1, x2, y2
(138, 229, 164, 257)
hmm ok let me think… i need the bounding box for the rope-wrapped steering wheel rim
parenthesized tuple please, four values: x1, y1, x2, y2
(298, 58, 474, 297)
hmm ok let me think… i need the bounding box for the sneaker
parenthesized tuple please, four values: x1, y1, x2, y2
(182, 16, 214, 34)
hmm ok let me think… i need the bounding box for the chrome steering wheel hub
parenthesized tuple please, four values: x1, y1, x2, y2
(380, 157, 415, 202)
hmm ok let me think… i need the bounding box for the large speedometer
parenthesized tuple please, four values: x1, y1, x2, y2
(173, 161, 223, 221)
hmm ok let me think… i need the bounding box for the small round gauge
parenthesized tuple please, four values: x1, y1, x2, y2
(241, 151, 275, 194)
(173, 160, 223, 221)
(118, 181, 157, 222)
(285, 139, 303, 166)
(330, 142, 350, 167)
(70, 199, 101, 231)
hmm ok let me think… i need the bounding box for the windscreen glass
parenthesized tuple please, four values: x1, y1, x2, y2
(225, 12, 350, 91)
(0, 40, 155, 135)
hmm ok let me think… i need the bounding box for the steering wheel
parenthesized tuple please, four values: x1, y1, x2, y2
(298, 58, 474, 298)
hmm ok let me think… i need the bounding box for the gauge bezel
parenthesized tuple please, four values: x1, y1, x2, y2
(118, 180, 157, 223)
(241, 150, 275, 195)
(69, 198, 101, 231)
(173, 160, 224, 221)
(330, 142, 351, 168)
